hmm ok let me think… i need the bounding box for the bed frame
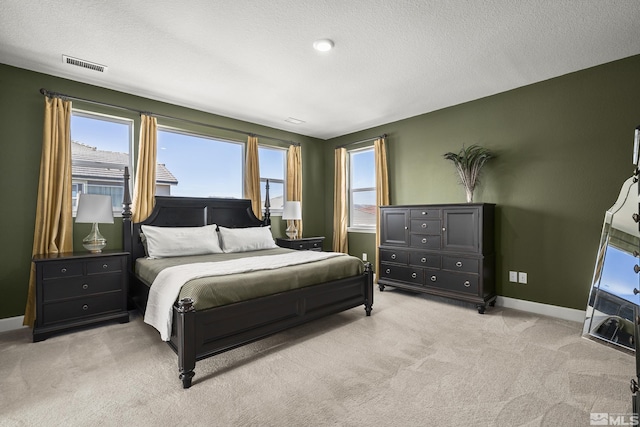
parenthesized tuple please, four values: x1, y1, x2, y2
(121, 168, 374, 388)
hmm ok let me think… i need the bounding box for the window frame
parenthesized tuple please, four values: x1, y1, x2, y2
(347, 146, 376, 234)
(258, 144, 288, 216)
(71, 109, 134, 217)
(156, 125, 245, 199)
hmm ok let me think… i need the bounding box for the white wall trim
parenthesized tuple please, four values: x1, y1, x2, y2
(496, 296, 585, 323)
(0, 315, 27, 334)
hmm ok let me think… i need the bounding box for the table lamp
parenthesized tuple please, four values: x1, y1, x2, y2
(75, 194, 114, 253)
(282, 201, 302, 239)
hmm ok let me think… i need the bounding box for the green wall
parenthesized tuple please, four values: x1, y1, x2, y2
(325, 55, 640, 310)
(2, 55, 639, 320)
(0, 63, 324, 319)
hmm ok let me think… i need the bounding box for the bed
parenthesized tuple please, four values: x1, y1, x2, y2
(121, 170, 374, 388)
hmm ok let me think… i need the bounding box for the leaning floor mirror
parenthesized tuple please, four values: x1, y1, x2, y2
(583, 175, 640, 352)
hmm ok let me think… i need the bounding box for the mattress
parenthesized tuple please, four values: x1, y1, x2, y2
(135, 248, 365, 310)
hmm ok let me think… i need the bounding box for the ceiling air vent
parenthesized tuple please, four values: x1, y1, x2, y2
(62, 55, 108, 73)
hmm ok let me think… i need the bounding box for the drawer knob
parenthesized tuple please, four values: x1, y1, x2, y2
(103, 264, 108, 269)
(404, 226, 408, 230)
(411, 272, 417, 279)
(82, 304, 89, 311)
(386, 269, 391, 274)
(299, 244, 304, 248)
(82, 283, 89, 290)
(456, 261, 463, 268)
(464, 281, 471, 287)
(430, 275, 437, 282)
(421, 211, 426, 215)
(391, 253, 396, 260)
(421, 223, 427, 228)
(421, 238, 427, 244)
(442, 227, 446, 232)
(61, 268, 67, 273)
(421, 257, 427, 263)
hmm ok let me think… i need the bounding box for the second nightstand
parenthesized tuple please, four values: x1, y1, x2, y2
(276, 236, 325, 251)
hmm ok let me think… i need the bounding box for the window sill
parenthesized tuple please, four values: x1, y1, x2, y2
(347, 227, 376, 234)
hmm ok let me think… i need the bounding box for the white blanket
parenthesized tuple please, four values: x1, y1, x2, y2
(144, 251, 346, 340)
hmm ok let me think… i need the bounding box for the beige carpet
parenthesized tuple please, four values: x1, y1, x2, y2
(0, 288, 634, 427)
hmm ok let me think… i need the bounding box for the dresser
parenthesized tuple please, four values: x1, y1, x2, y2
(32, 251, 129, 342)
(378, 203, 496, 313)
(276, 236, 325, 251)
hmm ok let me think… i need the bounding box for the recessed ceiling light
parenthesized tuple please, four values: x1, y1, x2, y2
(313, 39, 334, 52)
(285, 117, 306, 124)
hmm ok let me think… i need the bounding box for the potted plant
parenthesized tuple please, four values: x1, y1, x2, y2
(443, 144, 493, 203)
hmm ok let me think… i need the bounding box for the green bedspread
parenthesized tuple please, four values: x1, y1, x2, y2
(135, 248, 365, 310)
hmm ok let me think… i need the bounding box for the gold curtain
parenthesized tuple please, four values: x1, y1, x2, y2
(286, 144, 303, 238)
(131, 114, 157, 222)
(332, 147, 348, 253)
(374, 137, 390, 278)
(24, 97, 74, 327)
(244, 136, 262, 219)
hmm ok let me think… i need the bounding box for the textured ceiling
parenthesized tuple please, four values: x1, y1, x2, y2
(1, 0, 639, 140)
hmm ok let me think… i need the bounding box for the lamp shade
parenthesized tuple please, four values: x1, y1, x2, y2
(282, 201, 302, 220)
(76, 194, 114, 224)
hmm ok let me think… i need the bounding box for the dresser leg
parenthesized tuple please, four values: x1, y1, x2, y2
(477, 304, 486, 314)
(378, 284, 385, 291)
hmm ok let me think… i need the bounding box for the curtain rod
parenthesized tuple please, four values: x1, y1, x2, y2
(39, 88, 300, 146)
(336, 134, 387, 149)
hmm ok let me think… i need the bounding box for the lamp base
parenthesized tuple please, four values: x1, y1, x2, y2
(83, 223, 107, 253)
(286, 221, 298, 240)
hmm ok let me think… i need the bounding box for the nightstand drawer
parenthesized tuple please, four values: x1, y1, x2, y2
(87, 259, 123, 275)
(42, 275, 123, 302)
(276, 237, 325, 251)
(42, 292, 124, 324)
(42, 261, 83, 279)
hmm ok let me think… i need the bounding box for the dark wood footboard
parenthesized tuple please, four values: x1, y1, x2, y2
(170, 263, 373, 388)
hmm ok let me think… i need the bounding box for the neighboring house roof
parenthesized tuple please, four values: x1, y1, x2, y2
(71, 141, 178, 185)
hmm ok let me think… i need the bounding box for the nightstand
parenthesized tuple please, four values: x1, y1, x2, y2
(32, 250, 129, 342)
(276, 236, 325, 251)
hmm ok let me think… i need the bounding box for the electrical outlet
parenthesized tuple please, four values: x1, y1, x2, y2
(509, 271, 518, 282)
(518, 272, 527, 284)
(362, 253, 367, 261)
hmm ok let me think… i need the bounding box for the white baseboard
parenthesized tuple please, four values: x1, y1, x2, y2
(0, 315, 27, 334)
(496, 296, 585, 323)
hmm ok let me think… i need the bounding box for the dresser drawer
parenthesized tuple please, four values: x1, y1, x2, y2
(380, 264, 423, 285)
(410, 208, 440, 219)
(409, 252, 440, 268)
(42, 274, 124, 302)
(410, 219, 441, 234)
(379, 249, 408, 264)
(425, 271, 479, 295)
(87, 258, 123, 275)
(42, 292, 124, 324)
(410, 234, 440, 250)
(42, 261, 83, 279)
(442, 256, 479, 274)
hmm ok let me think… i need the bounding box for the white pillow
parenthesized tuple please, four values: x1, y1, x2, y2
(140, 224, 223, 258)
(218, 226, 278, 253)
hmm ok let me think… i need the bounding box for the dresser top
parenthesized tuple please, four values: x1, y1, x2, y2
(381, 203, 495, 208)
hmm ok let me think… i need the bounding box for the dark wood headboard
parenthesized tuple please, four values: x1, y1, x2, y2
(121, 167, 271, 262)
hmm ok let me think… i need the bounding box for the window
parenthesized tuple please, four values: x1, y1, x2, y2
(258, 145, 287, 213)
(157, 128, 243, 198)
(349, 147, 376, 230)
(71, 111, 133, 215)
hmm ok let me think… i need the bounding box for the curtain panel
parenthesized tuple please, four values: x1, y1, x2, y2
(24, 97, 74, 327)
(374, 137, 390, 279)
(286, 145, 303, 238)
(244, 136, 262, 219)
(333, 147, 348, 253)
(131, 114, 158, 223)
